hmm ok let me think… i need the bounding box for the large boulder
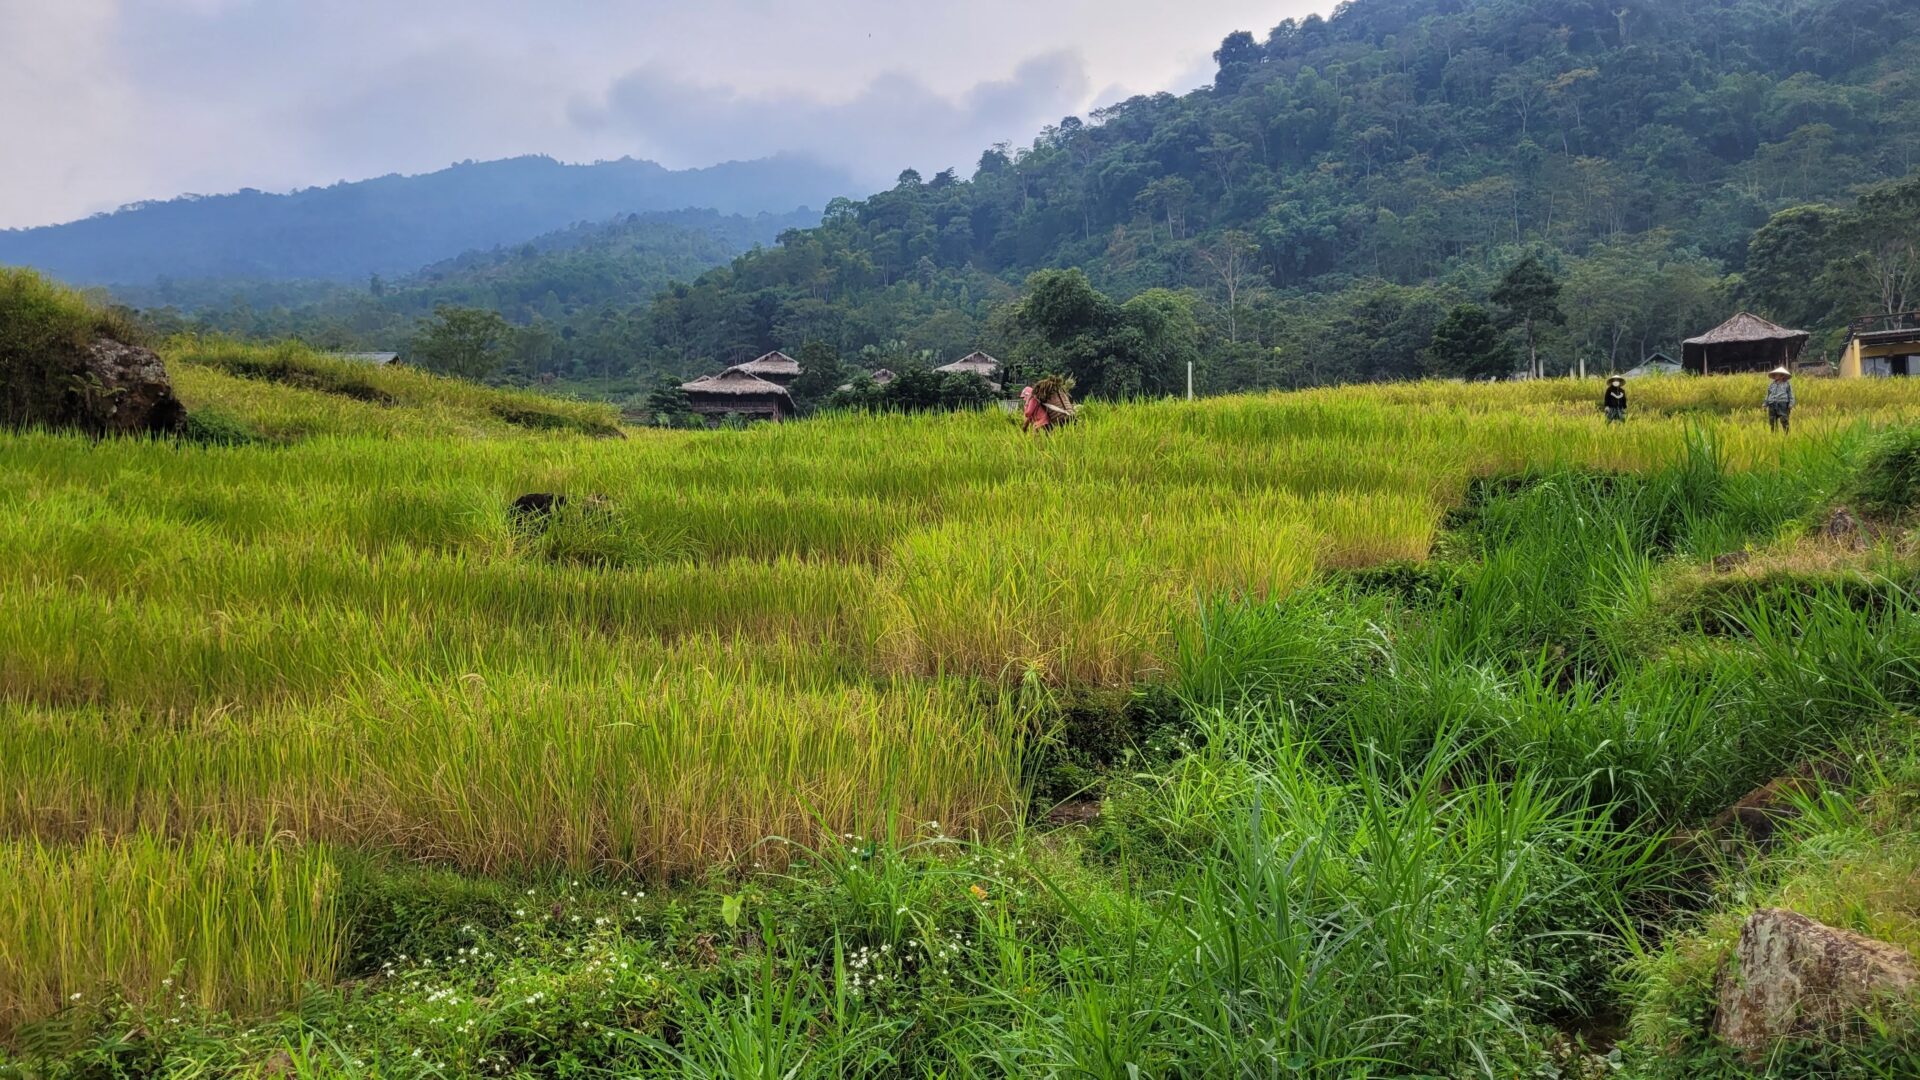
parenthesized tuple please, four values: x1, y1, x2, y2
(4, 332, 187, 437)
(70, 337, 187, 436)
(1714, 908, 1918, 1057)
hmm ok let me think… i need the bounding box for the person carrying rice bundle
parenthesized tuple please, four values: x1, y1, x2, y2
(1021, 375, 1077, 431)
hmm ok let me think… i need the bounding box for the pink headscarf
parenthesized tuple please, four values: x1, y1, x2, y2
(1021, 386, 1049, 428)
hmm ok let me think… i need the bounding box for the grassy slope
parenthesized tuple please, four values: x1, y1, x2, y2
(170, 338, 623, 441)
(4, 357, 1920, 1074)
(1625, 724, 1920, 1077)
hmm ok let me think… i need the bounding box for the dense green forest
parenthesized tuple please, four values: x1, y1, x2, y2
(0, 155, 849, 285)
(619, 0, 1920, 392)
(98, 0, 1920, 400)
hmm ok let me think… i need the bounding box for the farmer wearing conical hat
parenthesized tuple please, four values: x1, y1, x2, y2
(1602, 375, 1627, 424)
(1764, 366, 1795, 433)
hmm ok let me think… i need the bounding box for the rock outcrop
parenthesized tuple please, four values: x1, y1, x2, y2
(1668, 760, 1849, 865)
(73, 338, 187, 435)
(1714, 908, 1918, 1057)
(8, 336, 187, 437)
(1820, 506, 1877, 550)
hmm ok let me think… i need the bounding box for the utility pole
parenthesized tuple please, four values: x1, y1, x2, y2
(1187, 361, 1194, 401)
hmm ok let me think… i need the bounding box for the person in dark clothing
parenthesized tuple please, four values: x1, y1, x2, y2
(1602, 376, 1627, 424)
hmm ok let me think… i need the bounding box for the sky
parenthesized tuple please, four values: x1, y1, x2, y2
(0, 0, 1330, 229)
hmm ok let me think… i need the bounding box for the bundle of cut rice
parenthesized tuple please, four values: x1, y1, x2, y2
(1033, 374, 1077, 423)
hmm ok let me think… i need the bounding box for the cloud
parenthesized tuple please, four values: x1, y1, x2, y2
(0, 0, 1331, 229)
(0, 0, 148, 226)
(572, 51, 1093, 185)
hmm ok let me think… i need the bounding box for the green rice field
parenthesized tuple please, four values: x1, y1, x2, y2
(4, 331, 1919, 1076)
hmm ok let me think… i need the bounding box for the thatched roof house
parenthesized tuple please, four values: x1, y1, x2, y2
(1683, 313, 1810, 375)
(936, 351, 1003, 390)
(731, 351, 803, 387)
(680, 367, 794, 424)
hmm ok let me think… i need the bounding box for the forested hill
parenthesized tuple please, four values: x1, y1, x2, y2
(632, 0, 1920, 387)
(0, 154, 854, 286)
(124, 208, 820, 353)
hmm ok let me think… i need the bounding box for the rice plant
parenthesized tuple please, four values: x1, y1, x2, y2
(4, 338, 1920, 1049)
(0, 831, 339, 1035)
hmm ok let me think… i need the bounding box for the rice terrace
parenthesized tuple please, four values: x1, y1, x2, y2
(7, 0, 1920, 1075)
(1, 297, 1917, 1075)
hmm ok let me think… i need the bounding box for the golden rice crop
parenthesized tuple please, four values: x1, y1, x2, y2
(0, 830, 338, 1033)
(4, 345, 1920, 1027)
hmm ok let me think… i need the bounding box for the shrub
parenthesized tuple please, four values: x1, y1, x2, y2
(1848, 423, 1920, 522)
(0, 269, 147, 430)
(334, 858, 514, 979)
(179, 404, 261, 447)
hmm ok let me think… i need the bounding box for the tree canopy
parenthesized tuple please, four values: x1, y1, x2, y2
(602, 0, 1917, 391)
(110, 0, 1920, 395)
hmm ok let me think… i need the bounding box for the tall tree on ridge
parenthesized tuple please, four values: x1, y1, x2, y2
(409, 305, 511, 380)
(1425, 305, 1516, 381)
(1194, 230, 1260, 344)
(1493, 255, 1565, 379)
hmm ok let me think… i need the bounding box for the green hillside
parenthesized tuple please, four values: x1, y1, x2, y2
(119, 209, 819, 371)
(167, 338, 624, 441)
(619, 0, 1920, 388)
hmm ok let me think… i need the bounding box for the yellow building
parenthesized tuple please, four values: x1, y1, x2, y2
(1840, 313, 1920, 378)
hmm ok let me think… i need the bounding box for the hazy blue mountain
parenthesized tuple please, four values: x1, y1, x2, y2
(0, 154, 857, 285)
(123, 208, 823, 355)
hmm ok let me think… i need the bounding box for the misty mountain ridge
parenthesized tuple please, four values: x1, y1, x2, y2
(115, 206, 824, 351)
(0, 154, 858, 286)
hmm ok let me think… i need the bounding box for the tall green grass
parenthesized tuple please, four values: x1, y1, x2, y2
(3, 358, 1920, 1042)
(0, 831, 338, 1034)
(173, 337, 622, 438)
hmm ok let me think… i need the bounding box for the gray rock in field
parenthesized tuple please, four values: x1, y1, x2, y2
(12, 336, 189, 437)
(74, 338, 187, 435)
(1711, 550, 1751, 573)
(1822, 506, 1869, 548)
(1714, 908, 1918, 1058)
